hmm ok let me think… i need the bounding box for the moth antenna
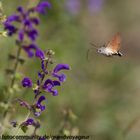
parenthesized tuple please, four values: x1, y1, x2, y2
(87, 43, 98, 61)
(90, 42, 98, 49)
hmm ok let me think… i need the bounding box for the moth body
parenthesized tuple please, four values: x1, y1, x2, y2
(97, 46, 122, 57)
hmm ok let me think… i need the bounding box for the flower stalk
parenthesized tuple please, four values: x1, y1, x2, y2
(1, 1, 70, 137)
(10, 46, 22, 88)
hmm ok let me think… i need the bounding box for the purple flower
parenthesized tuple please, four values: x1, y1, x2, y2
(21, 118, 40, 133)
(41, 60, 45, 70)
(38, 72, 44, 79)
(65, 0, 81, 15)
(40, 60, 48, 74)
(35, 49, 45, 60)
(33, 96, 46, 116)
(52, 64, 70, 82)
(18, 29, 24, 41)
(17, 6, 24, 13)
(39, 137, 46, 140)
(27, 29, 38, 41)
(11, 121, 18, 127)
(22, 44, 37, 58)
(53, 64, 70, 73)
(24, 118, 34, 126)
(88, 0, 104, 13)
(43, 79, 61, 96)
(4, 4, 49, 58)
(4, 23, 17, 36)
(30, 18, 40, 25)
(5, 14, 20, 23)
(17, 98, 31, 110)
(5, 2, 70, 129)
(22, 77, 32, 88)
(35, 1, 51, 14)
(23, 19, 31, 27)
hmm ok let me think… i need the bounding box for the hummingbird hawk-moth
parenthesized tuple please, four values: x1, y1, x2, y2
(88, 33, 123, 58)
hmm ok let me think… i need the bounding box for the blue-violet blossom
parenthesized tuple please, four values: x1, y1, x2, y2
(4, 1, 51, 58)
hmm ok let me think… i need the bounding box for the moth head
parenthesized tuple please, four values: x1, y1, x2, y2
(97, 47, 104, 54)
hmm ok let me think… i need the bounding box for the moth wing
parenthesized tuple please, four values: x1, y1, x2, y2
(106, 33, 121, 52)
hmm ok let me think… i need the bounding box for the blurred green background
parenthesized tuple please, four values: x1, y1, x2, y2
(1, 0, 140, 140)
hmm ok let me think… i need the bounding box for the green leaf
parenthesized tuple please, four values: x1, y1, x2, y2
(20, 125, 28, 133)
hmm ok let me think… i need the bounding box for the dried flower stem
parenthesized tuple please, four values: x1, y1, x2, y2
(15, 111, 31, 136)
(3, 46, 22, 118)
(123, 115, 140, 137)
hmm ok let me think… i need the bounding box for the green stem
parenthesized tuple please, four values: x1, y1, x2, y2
(15, 111, 31, 136)
(1, 0, 41, 136)
(3, 46, 22, 118)
(1, 46, 22, 136)
(10, 46, 22, 88)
